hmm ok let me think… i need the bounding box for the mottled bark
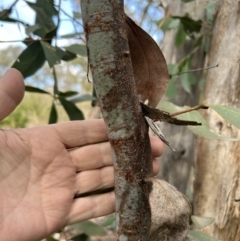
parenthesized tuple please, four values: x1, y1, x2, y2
(158, 0, 205, 194)
(194, 1, 240, 240)
(81, 1, 152, 240)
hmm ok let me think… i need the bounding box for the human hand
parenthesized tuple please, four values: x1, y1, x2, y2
(0, 69, 164, 241)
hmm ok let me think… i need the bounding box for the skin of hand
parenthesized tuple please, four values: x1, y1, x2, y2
(0, 69, 164, 241)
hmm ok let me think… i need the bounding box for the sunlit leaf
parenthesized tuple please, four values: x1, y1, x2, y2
(160, 18, 180, 32)
(191, 215, 214, 229)
(103, 215, 115, 227)
(59, 97, 84, 120)
(12, 42, 45, 78)
(40, 41, 63, 68)
(65, 44, 87, 57)
(67, 94, 96, 103)
(48, 102, 58, 124)
(188, 230, 221, 241)
(25, 85, 51, 94)
(158, 101, 240, 141)
(46, 236, 58, 241)
(126, 15, 169, 107)
(209, 105, 240, 129)
(71, 221, 107, 236)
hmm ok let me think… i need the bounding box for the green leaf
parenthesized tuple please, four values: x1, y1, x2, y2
(12, 42, 46, 78)
(103, 215, 115, 227)
(59, 97, 84, 120)
(40, 41, 63, 68)
(67, 94, 96, 103)
(175, 23, 186, 47)
(209, 105, 240, 129)
(71, 221, 107, 236)
(71, 233, 90, 241)
(25, 85, 51, 94)
(191, 216, 214, 229)
(206, 0, 216, 23)
(158, 101, 240, 141)
(173, 15, 202, 36)
(166, 64, 179, 99)
(48, 102, 58, 124)
(188, 230, 221, 241)
(182, 0, 195, 2)
(160, 18, 180, 32)
(25, 24, 41, 35)
(59, 91, 79, 97)
(26, 0, 57, 37)
(64, 44, 87, 57)
(54, 47, 77, 61)
(73, 11, 82, 18)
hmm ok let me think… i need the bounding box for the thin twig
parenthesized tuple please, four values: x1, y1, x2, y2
(171, 64, 219, 77)
(170, 104, 208, 117)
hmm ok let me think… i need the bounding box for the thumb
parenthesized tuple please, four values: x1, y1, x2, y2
(0, 68, 25, 121)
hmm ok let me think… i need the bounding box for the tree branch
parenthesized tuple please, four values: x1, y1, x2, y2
(81, 1, 152, 240)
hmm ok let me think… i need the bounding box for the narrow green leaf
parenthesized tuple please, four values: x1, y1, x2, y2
(206, 0, 216, 23)
(60, 32, 84, 38)
(25, 24, 41, 35)
(59, 91, 79, 97)
(59, 97, 84, 120)
(188, 230, 221, 241)
(175, 23, 186, 47)
(12, 42, 45, 78)
(65, 44, 87, 56)
(71, 221, 107, 236)
(73, 11, 82, 18)
(209, 105, 240, 129)
(40, 41, 63, 68)
(25, 85, 50, 94)
(67, 94, 96, 103)
(53, 66, 58, 95)
(182, 0, 195, 2)
(158, 101, 240, 141)
(48, 102, 58, 124)
(71, 233, 90, 241)
(191, 216, 214, 229)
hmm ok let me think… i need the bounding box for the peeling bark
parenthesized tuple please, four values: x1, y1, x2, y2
(194, 1, 240, 240)
(81, 1, 152, 240)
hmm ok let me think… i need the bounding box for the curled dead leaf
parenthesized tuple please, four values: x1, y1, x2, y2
(125, 15, 169, 108)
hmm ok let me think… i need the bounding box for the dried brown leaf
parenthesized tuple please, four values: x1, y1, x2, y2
(126, 15, 169, 107)
(149, 178, 191, 241)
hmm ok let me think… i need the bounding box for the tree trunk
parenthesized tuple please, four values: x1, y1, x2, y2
(158, 0, 205, 194)
(194, 1, 240, 240)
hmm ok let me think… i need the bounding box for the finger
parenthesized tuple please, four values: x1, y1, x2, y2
(70, 136, 163, 171)
(75, 166, 114, 194)
(67, 192, 115, 224)
(0, 68, 25, 120)
(152, 158, 160, 175)
(51, 119, 108, 148)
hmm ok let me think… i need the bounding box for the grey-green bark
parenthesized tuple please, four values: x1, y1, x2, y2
(81, 1, 152, 240)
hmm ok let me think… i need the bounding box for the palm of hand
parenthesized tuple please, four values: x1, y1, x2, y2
(1, 126, 76, 240)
